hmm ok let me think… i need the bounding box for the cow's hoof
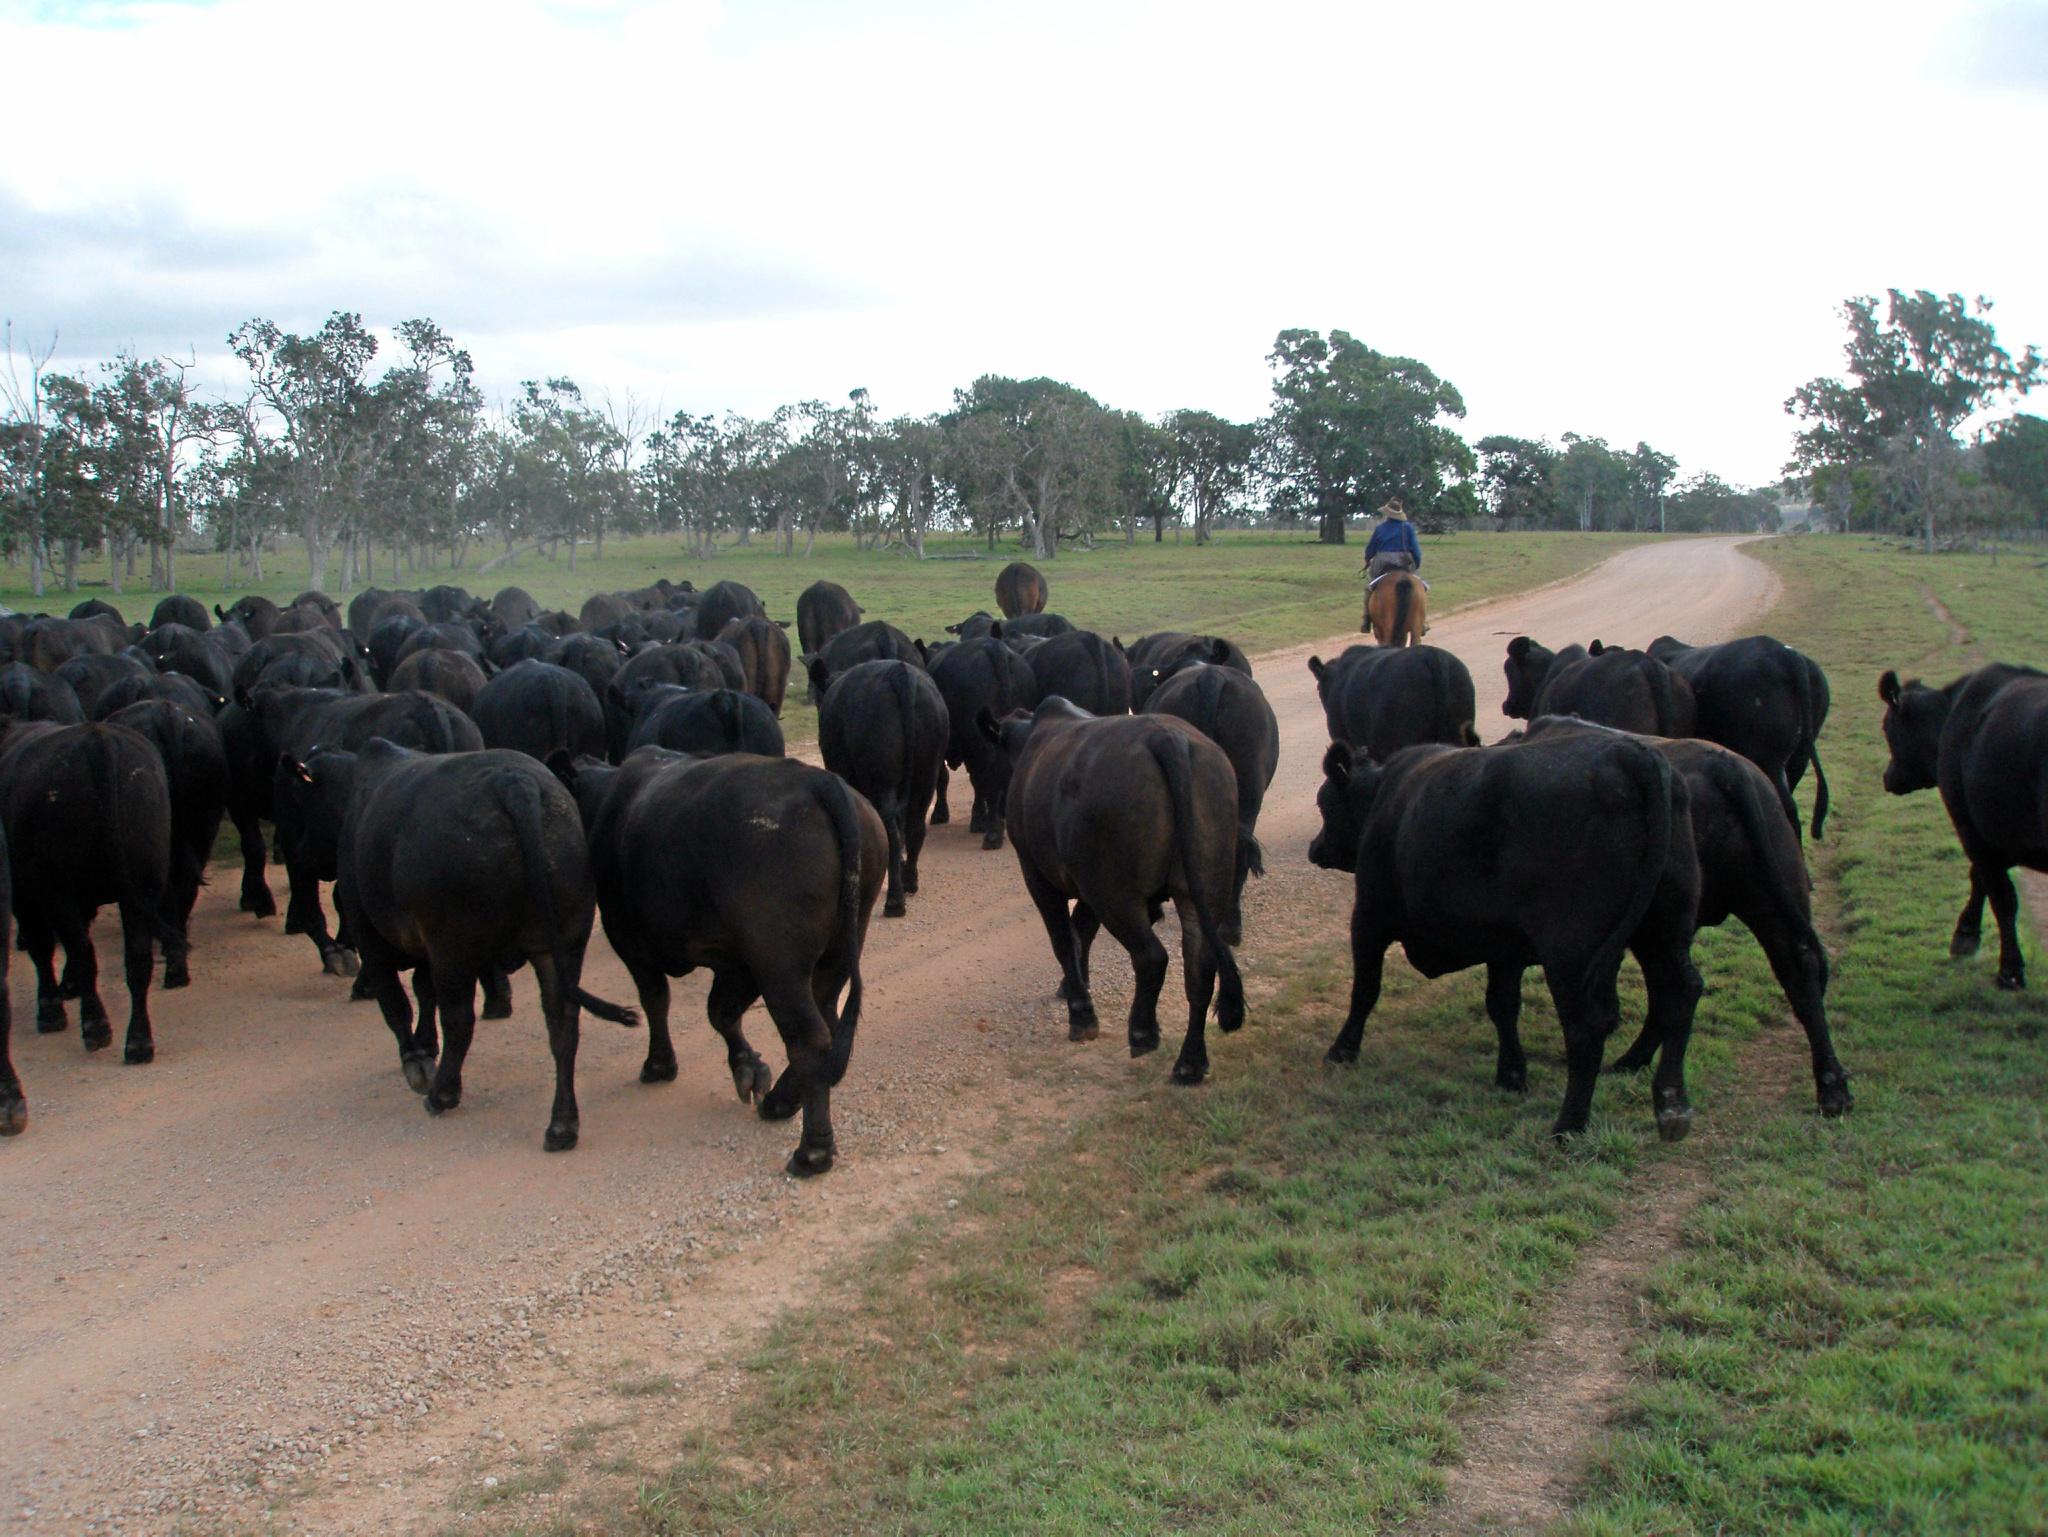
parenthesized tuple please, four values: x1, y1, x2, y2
(786, 1143, 834, 1177)
(36, 1009, 66, 1035)
(81, 1019, 113, 1053)
(321, 948, 356, 978)
(0, 1096, 25, 1136)
(1068, 1009, 1100, 1043)
(482, 994, 513, 1021)
(980, 833, 1005, 851)
(1129, 1030, 1160, 1058)
(930, 804, 949, 826)
(966, 809, 986, 834)
(642, 1056, 680, 1085)
(758, 1084, 800, 1122)
(735, 1058, 772, 1103)
(1655, 1104, 1693, 1143)
(1170, 1058, 1208, 1086)
(164, 963, 191, 991)
(349, 977, 377, 1003)
(1996, 970, 2026, 992)
(904, 870, 920, 895)
(543, 1121, 579, 1153)
(1324, 1045, 1358, 1067)
(402, 1055, 434, 1095)
(284, 915, 307, 936)
(1950, 929, 1982, 958)
(424, 1088, 460, 1116)
(1495, 1068, 1528, 1094)
(1611, 1044, 1655, 1073)
(883, 899, 907, 918)
(124, 1040, 155, 1066)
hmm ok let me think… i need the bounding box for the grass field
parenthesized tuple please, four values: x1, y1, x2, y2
(1, 528, 1651, 660)
(562, 536, 2046, 1535)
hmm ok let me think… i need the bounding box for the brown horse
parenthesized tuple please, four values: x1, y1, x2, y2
(1363, 573, 1426, 646)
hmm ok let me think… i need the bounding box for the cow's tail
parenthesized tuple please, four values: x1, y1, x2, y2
(1793, 655, 1829, 840)
(491, 770, 638, 1027)
(1729, 755, 1822, 977)
(85, 728, 183, 950)
(714, 688, 741, 749)
(1583, 740, 1674, 1012)
(1643, 658, 1684, 736)
(1146, 731, 1246, 1031)
(1192, 666, 1263, 879)
(1391, 578, 1413, 646)
(1093, 633, 1112, 711)
(814, 771, 866, 1086)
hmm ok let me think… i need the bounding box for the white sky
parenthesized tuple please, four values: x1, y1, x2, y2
(4, 0, 2045, 486)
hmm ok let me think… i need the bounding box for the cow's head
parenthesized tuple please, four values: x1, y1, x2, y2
(946, 612, 998, 641)
(1878, 670, 1946, 794)
(1501, 635, 1554, 720)
(273, 747, 358, 871)
(1308, 740, 1385, 873)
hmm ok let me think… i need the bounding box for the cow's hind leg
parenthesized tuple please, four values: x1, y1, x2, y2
(1542, 962, 1619, 1139)
(56, 911, 109, 1052)
(1485, 961, 1529, 1092)
(21, 917, 66, 1035)
(1325, 901, 1392, 1066)
(1951, 869, 1985, 958)
(706, 968, 772, 1105)
(0, 992, 22, 1136)
(1170, 896, 1217, 1085)
(1754, 908, 1851, 1116)
(1095, 897, 1168, 1062)
(481, 963, 514, 1020)
(881, 803, 908, 917)
(423, 966, 479, 1116)
(1982, 864, 2028, 990)
(163, 854, 199, 989)
(757, 976, 837, 1175)
(623, 959, 679, 1084)
(1637, 949, 1703, 1141)
(117, 900, 157, 1065)
(1059, 903, 1099, 1002)
(930, 764, 950, 825)
(531, 952, 581, 1152)
(366, 956, 425, 1091)
(233, 803, 275, 918)
(1021, 865, 1095, 1040)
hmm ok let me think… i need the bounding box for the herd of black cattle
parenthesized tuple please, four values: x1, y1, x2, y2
(0, 557, 2042, 1173)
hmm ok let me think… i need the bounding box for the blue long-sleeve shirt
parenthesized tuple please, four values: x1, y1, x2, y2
(1365, 517, 1421, 568)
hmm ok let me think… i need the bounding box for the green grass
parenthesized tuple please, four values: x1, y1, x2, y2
(1559, 538, 2048, 1537)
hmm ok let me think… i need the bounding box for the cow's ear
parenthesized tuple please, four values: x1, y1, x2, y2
(1507, 635, 1530, 660)
(1208, 638, 1230, 663)
(806, 657, 831, 694)
(1307, 655, 1325, 680)
(1589, 638, 1606, 656)
(1112, 636, 1125, 655)
(988, 621, 1004, 640)
(214, 604, 228, 622)
(976, 706, 1002, 746)
(1322, 741, 1354, 782)
(775, 619, 790, 629)
(914, 639, 929, 663)
(1878, 669, 1902, 706)
(280, 753, 314, 785)
(545, 749, 576, 788)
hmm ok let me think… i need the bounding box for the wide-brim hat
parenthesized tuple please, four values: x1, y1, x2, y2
(1378, 498, 1408, 520)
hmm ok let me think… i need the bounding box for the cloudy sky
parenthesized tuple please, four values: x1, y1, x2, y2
(4, 0, 2045, 485)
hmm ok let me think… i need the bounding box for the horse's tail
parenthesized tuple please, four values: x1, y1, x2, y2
(1391, 578, 1414, 647)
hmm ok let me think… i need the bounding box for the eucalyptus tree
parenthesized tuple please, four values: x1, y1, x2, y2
(1161, 408, 1256, 544)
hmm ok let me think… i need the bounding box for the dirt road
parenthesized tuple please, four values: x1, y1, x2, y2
(0, 537, 1779, 1532)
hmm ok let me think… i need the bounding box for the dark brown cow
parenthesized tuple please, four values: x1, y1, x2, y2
(717, 616, 793, 717)
(995, 561, 1048, 618)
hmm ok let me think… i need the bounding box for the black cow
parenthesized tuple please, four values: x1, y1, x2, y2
(91, 669, 223, 721)
(1308, 644, 1478, 759)
(1309, 728, 1702, 1140)
(815, 659, 948, 916)
(233, 630, 359, 704)
(337, 742, 636, 1149)
(216, 595, 282, 639)
(717, 616, 793, 717)
(365, 607, 429, 686)
(1503, 638, 1696, 737)
(984, 702, 1247, 1082)
(248, 689, 484, 972)
(997, 612, 1073, 640)
(415, 584, 482, 625)
(0, 722, 180, 1063)
(605, 643, 733, 761)
(1880, 663, 2048, 989)
(347, 587, 412, 643)
(1023, 630, 1132, 716)
(394, 620, 490, 674)
(69, 597, 123, 623)
(473, 661, 607, 763)
(104, 700, 229, 988)
(1651, 634, 1831, 838)
(995, 560, 1048, 617)
(388, 649, 488, 715)
(490, 585, 543, 634)
(694, 579, 766, 640)
(489, 623, 561, 671)
(150, 594, 210, 632)
(144, 623, 235, 697)
(555, 632, 631, 701)
(1142, 661, 1277, 905)
(928, 636, 1036, 848)
(0, 661, 84, 723)
(811, 621, 927, 704)
(581, 592, 637, 631)
(1125, 633, 1253, 709)
(578, 749, 886, 1174)
(56, 652, 153, 719)
(0, 818, 19, 1134)
(1514, 718, 1851, 1116)
(796, 580, 863, 657)
(19, 615, 116, 670)
(625, 686, 786, 758)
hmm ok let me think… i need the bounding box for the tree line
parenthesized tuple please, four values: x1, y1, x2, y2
(6, 298, 2033, 600)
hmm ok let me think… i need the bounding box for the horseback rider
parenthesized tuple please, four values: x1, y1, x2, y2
(1364, 497, 1422, 582)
